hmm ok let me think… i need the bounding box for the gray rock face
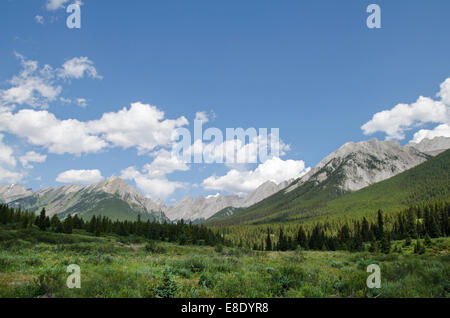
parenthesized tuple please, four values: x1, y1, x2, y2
(286, 137, 449, 194)
(0, 184, 33, 203)
(165, 179, 292, 221)
(408, 136, 450, 156)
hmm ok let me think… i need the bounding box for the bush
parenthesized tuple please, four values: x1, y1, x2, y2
(198, 272, 217, 289)
(214, 244, 224, 253)
(183, 257, 207, 273)
(145, 241, 166, 254)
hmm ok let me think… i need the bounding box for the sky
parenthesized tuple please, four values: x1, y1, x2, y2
(0, 0, 449, 204)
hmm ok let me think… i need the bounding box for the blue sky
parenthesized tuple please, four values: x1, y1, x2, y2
(0, 0, 449, 204)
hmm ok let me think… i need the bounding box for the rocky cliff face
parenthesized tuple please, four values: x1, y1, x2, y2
(286, 137, 449, 194)
(0, 184, 34, 203)
(408, 136, 450, 156)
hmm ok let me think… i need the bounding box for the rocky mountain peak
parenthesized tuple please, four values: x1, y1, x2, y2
(287, 138, 431, 193)
(409, 136, 450, 156)
(0, 184, 33, 203)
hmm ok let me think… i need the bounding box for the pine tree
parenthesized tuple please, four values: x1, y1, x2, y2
(265, 229, 272, 251)
(376, 210, 384, 240)
(424, 233, 432, 246)
(296, 226, 307, 249)
(380, 233, 390, 254)
(63, 215, 73, 234)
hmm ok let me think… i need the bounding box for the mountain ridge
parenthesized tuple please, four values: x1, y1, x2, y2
(206, 137, 450, 225)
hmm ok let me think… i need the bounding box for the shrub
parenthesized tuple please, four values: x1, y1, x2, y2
(214, 244, 224, 253)
(154, 268, 179, 298)
(145, 241, 166, 254)
(198, 272, 217, 289)
(183, 257, 207, 273)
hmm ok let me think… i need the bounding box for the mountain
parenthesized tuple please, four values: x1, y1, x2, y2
(207, 137, 450, 226)
(0, 184, 34, 203)
(165, 180, 292, 222)
(7, 177, 168, 222)
(408, 136, 450, 156)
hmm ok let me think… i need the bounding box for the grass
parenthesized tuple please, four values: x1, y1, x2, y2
(0, 228, 448, 298)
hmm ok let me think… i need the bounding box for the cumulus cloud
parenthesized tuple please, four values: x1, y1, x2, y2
(144, 149, 189, 177)
(35, 15, 44, 24)
(361, 77, 450, 141)
(76, 98, 87, 108)
(19, 151, 47, 169)
(88, 102, 188, 154)
(0, 108, 107, 155)
(120, 166, 183, 200)
(411, 123, 450, 143)
(0, 53, 62, 108)
(202, 157, 310, 195)
(119, 148, 190, 199)
(56, 169, 104, 184)
(437, 78, 450, 105)
(46, 0, 69, 11)
(0, 167, 23, 184)
(0, 101, 189, 156)
(0, 135, 23, 184)
(185, 132, 290, 165)
(0, 53, 100, 109)
(0, 134, 17, 167)
(58, 57, 102, 80)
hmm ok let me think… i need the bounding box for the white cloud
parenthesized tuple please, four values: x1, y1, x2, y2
(437, 78, 450, 105)
(120, 166, 183, 200)
(76, 98, 87, 108)
(195, 111, 209, 123)
(0, 134, 16, 167)
(186, 133, 290, 165)
(0, 108, 107, 155)
(19, 151, 47, 169)
(0, 53, 62, 109)
(56, 169, 104, 184)
(120, 148, 190, 199)
(0, 134, 23, 184)
(0, 101, 189, 156)
(58, 57, 102, 80)
(361, 78, 450, 141)
(411, 123, 450, 143)
(202, 157, 310, 195)
(144, 149, 189, 177)
(0, 53, 100, 109)
(0, 167, 23, 184)
(89, 102, 188, 154)
(35, 15, 44, 24)
(46, 0, 69, 11)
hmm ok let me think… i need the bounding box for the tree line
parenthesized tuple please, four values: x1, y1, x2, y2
(260, 201, 449, 253)
(0, 205, 224, 246)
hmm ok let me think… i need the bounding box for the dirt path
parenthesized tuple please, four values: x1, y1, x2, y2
(117, 242, 144, 253)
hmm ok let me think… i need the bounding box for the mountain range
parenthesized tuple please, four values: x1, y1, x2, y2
(207, 137, 450, 226)
(1, 136, 448, 223)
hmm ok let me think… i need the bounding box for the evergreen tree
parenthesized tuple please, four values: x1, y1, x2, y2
(265, 229, 272, 251)
(376, 210, 384, 240)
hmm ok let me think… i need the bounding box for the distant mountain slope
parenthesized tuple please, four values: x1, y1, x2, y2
(0, 184, 34, 203)
(8, 177, 168, 222)
(208, 139, 449, 226)
(408, 136, 450, 156)
(165, 180, 293, 221)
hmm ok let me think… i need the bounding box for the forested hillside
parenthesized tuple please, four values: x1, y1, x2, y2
(209, 149, 450, 226)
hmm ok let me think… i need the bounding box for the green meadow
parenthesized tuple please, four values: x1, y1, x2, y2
(0, 228, 448, 298)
